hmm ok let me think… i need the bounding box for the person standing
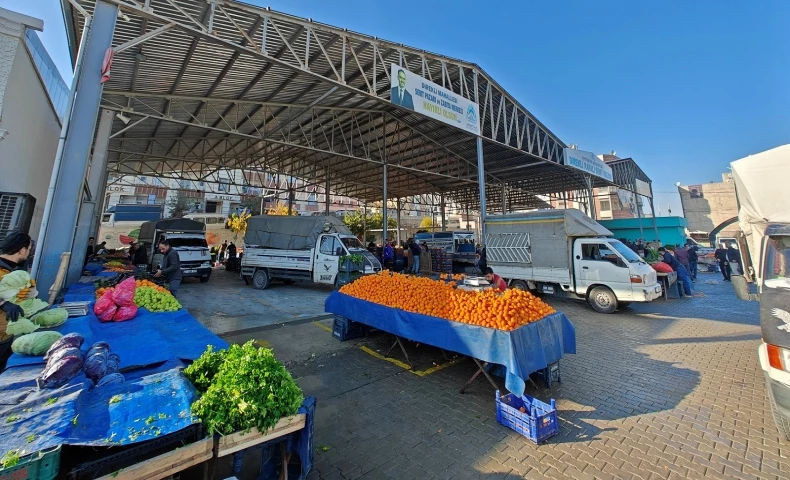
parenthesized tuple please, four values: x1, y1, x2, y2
(410, 240, 422, 274)
(658, 247, 693, 297)
(133, 242, 148, 266)
(674, 244, 690, 273)
(84, 237, 95, 266)
(0, 233, 32, 371)
(687, 243, 699, 281)
(477, 246, 487, 274)
(383, 240, 394, 270)
(154, 239, 182, 296)
(218, 240, 228, 265)
(727, 242, 743, 275)
(714, 244, 731, 281)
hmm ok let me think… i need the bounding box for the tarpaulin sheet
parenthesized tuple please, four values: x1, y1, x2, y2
(325, 291, 576, 395)
(0, 367, 198, 453)
(63, 282, 98, 302)
(6, 308, 227, 370)
(244, 215, 351, 250)
(84, 263, 105, 275)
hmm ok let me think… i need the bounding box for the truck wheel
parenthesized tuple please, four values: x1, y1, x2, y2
(200, 276, 210, 283)
(588, 286, 617, 314)
(510, 280, 529, 291)
(252, 269, 270, 290)
(768, 384, 790, 441)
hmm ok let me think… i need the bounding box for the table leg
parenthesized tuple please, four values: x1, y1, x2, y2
(459, 359, 499, 394)
(385, 336, 413, 369)
(278, 441, 289, 480)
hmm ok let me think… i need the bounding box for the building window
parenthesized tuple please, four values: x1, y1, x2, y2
(308, 193, 316, 205)
(600, 200, 611, 212)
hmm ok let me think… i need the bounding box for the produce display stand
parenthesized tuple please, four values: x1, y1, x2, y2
(0, 279, 315, 480)
(656, 271, 678, 300)
(325, 291, 576, 396)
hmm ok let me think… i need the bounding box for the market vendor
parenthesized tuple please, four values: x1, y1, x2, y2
(485, 267, 507, 292)
(0, 232, 32, 371)
(154, 239, 182, 296)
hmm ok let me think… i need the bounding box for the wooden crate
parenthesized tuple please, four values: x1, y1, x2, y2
(217, 413, 307, 457)
(96, 437, 213, 480)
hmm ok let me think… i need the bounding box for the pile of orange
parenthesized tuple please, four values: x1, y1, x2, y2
(339, 271, 555, 331)
(95, 286, 114, 299)
(439, 273, 465, 281)
(135, 279, 170, 293)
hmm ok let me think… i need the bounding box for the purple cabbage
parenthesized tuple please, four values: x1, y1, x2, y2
(37, 356, 83, 389)
(43, 333, 85, 361)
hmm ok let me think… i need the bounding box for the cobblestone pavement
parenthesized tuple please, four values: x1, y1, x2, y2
(216, 273, 790, 479)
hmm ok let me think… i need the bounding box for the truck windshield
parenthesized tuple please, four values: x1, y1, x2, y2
(764, 236, 790, 290)
(168, 237, 208, 248)
(340, 237, 364, 250)
(608, 241, 643, 263)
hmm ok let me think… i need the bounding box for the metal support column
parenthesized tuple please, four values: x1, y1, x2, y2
(501, 184, 507, 215)
(635, 193, 645, 241)
(465, 205, 470, 230)
(287, 189, 294, 215)
(586, 176, 596, 219)
(325, 173, 330, 215)
(67, 109, 114, 284)
(440, 195, 446, 232)
(382, 114, 388, 243)
(395, 198, 402, 245)
(363, 203, 368, 243)
(90, 169, 109, 240)
(474, 71, 487, 241)
(34, 1, 118, 296)
(648, 183, 660, 243)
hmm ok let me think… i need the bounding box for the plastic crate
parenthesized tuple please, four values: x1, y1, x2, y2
(332, 316, 366, 342)
(0, 445, 61, 480)
(536, 361, 561, 388)
(495, 390, 558, 444)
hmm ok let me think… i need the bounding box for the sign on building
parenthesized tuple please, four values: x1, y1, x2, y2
(390, 64, 480, 135)
(561, 149, 614, 182)
(635, 179, 651, 198)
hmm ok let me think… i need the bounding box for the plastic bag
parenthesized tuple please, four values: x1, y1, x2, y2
(652, 262, 673, 273)
(98, 304, 117, 323)
(94, 291, 116, 316)
(111, 277, 136, 306)
(112, 304, 138, 322)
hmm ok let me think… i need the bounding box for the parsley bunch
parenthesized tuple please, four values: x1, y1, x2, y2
(184, 341, 303, 435)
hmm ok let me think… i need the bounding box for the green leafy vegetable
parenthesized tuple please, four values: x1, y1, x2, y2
(45, 397, 58, 405)
(184, 341, 303, 435)
(5, 415, 20, 424)
(25, 434, 35, 443)
(109, 395, 122, 405)
(0, 449, 22, 468)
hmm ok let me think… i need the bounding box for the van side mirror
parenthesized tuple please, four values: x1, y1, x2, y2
(731, 275, 759, 301)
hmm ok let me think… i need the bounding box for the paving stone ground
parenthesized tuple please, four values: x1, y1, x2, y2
(183, 271, 789, 479)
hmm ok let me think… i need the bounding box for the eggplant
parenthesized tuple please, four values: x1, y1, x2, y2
(96, 373, 124, 387)
(43, 333, 84, 361)
(37, 356, 83, 389)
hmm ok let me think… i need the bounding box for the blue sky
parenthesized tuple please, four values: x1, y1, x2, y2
(4, 0, 787, 216)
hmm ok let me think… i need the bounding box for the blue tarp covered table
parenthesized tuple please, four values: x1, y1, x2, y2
(83, 262, 105, 276)
(0, 280, 229, 455)
(325, 291, 576, 395)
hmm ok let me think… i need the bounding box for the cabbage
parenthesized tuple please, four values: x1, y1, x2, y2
(11, 331, 62, 356)
(6, 318, 40, 336)
(17, 298, 49, 318)
(31, 308, 68, 328)
(0, 271, 30, 301)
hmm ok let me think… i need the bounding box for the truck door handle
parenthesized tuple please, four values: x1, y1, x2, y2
(582, 266, 589, 269)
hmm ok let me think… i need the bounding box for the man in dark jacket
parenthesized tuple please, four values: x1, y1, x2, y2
(0, 233, 31, 370)
(133, 242, 148, 266)
(154, 239, 182, 295)
(686, 243, 699, 281)
(658, 247, 693, 297)
(714, 244, 731, 281)
(727, 243, 743, 275)
(410, 240, 422, 274)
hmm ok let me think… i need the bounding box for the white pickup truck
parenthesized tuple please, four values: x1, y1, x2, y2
(241, 215, 381, 289)
(485, 209, 662, 313)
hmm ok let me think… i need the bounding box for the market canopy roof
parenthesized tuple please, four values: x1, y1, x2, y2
(62, 0, 650, 207)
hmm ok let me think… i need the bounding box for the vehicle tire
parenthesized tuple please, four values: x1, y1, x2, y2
(282, 279, 295, 285)
(200, 276, 210, 283)
(510, 280, 529, 291)
(252, 269, 270, 290)
(768, 384, 790, 441)
(588, 286, 617, 314)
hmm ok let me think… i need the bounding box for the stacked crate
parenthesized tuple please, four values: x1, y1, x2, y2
(430, 248, 453, 274)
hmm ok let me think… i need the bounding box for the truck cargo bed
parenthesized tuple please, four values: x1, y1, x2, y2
(242, 247, 314, 271)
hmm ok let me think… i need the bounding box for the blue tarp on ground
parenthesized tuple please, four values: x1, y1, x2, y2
(84, 263, 105, 275)
(325, 291, 576, 395)
(0, 366, 198, 453)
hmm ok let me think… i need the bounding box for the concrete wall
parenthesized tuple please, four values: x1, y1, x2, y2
(678, 174, 739, 237)
(0, 20, 60, 240)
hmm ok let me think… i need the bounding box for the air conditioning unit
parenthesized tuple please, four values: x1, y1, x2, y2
(0, 193, 36, 241)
